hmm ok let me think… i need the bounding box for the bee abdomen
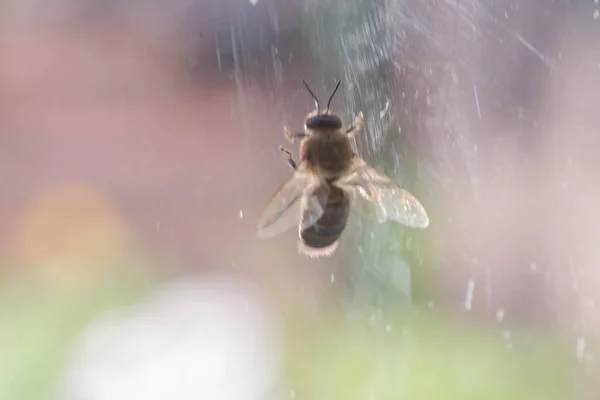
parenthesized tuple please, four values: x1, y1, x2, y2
(300, 192, 350, 253)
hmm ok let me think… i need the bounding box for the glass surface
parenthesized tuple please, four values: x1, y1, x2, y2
(0, 0, 598, 399)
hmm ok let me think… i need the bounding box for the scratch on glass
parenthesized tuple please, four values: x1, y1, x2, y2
(514, 33, 558, 72)
(473, 84, 482, 120)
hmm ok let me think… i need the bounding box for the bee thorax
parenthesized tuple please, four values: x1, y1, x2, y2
(300, 132, 353, 178)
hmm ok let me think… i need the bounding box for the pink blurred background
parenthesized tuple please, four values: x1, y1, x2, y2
(0, 1, 315, 291)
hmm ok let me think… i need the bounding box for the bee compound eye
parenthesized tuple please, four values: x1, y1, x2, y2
(306, 115, 342, 130)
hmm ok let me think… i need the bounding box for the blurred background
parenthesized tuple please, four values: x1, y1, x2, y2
(1, 0, 599, 399)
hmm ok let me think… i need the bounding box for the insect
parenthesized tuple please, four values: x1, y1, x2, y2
(256, 80, 429, 258)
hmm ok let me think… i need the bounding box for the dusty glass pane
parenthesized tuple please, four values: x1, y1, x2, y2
(0, 0, 598, 399)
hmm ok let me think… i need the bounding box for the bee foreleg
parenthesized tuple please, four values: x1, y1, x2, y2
(279, 146, 297, 170)
(284, 126, 307, 143)
(345, 111, 364, 136)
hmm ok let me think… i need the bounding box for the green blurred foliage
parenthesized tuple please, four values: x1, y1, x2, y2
(285, 311, 577, 400)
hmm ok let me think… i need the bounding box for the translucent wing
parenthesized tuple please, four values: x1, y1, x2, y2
(256, 170, 327, 238)
(335, 158, 430, 228)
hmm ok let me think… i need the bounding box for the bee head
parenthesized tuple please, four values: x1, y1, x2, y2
(302, 80, 343, 132)
(305, 111, 343, 131)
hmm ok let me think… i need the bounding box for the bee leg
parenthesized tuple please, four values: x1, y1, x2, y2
(279, 146, 297, 170)
(345, 111, 364, 136)
(284, 126, 307, 143)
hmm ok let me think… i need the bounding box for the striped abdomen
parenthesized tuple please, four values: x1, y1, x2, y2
(299, 184, 350, 258)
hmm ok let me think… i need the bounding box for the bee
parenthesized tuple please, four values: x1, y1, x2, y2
(256, 80, 429, 258)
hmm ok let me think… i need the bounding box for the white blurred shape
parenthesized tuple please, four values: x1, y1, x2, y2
(576, 336, 586, 362)
(464, 279, 474, 311)
(496, 308, 505, 322)
(59, 274, 282, 400)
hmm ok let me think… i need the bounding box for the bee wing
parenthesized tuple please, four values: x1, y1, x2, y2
(256, 170, 327, 238)
(335, 158, 430, 228)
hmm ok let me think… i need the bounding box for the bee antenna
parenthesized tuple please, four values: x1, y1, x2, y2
(326, 80, 342, 111)
(302, 80, 320, 111)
